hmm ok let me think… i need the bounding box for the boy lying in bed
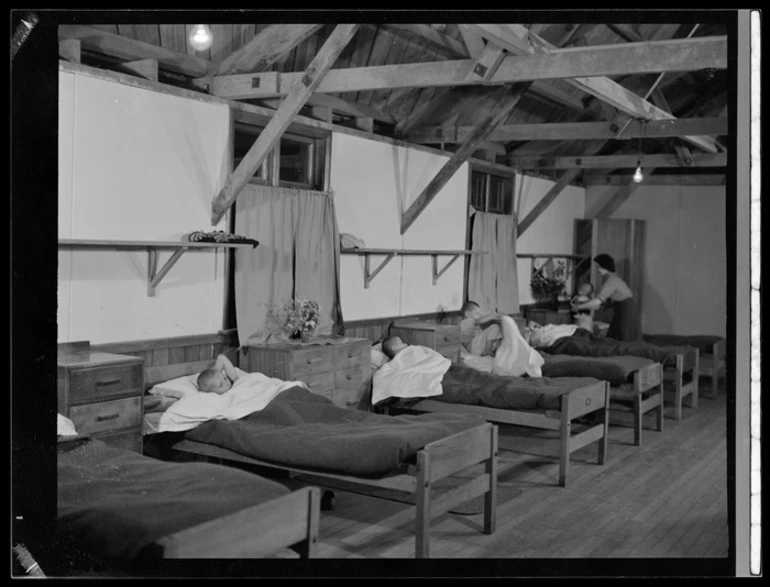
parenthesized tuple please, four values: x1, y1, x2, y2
(374, 335, 593, 411)
(197, 354, 241, 394)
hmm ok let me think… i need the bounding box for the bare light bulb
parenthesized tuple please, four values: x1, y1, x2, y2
(189, 24, 213, 51)
(632, 161, 644, 183)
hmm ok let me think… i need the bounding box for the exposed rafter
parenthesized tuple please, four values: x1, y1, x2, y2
(509, 152, 727, 170)
(407, 117, 728, 144)
(473, 24, 723, 153)
(208, 36, 726, 101)
(210, 24, 360, 225)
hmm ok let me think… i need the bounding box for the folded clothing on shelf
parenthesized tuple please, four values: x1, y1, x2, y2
(187, 231, 259, 247)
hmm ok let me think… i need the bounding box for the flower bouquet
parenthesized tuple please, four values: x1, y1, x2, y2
(268, 297, 321, 342)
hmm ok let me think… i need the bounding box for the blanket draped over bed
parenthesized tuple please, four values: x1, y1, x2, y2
(57, 436, 290, 559)
(540, 328, 684, 367)
(432, 363, 602, 411)
(540, 354, 655, 387)
(184, 386, 487, 477)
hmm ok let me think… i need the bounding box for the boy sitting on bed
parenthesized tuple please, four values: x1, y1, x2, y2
(460, 300, 504, 356)
(197, 353, 241, 394)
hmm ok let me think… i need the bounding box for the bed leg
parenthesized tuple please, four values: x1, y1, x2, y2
(483, 425, 498, 535)
(414, 452, 431, 558)
(559, 403, 571, 488)
(656, 367, 665, 433)
(633, 393, 642, 447)
(689, 352, 699, 409)
(597, 389, 610, 465)
(672, 359, 684, 420)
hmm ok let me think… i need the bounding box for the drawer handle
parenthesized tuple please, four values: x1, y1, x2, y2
(347, 352, 354, 358)
(96, 413, 120, 422)
(306, 357, 323, 365)
(346, 374, 352, 380)
(96, 378, 121, 387)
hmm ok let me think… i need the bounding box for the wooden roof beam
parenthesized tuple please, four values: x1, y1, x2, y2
(583, 174, 726, 186)
(216, 24, 324, 75)
(517, 168, 582, 237)
(407, 117, 727, 144)
(510, 152, 727, 170)
(210, 24, 359, 225)
(474, 24, 723, 154)
(401, 83, 531, 234)
(210, 36, 727, 98)
(58, 25, 215, 77)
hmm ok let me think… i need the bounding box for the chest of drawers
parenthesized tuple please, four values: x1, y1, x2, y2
(57, 351, 145, 453)
(390, 322, 461, 361)
(240, 338, 372, 410)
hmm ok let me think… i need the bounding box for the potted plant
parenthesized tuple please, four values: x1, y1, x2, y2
(530, 261, 566, 310)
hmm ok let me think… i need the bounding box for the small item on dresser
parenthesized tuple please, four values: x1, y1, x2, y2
(186, 231, 260, 248)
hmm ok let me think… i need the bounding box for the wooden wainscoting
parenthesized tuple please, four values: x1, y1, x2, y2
(343, 311, 464, 342)
(91, 330, 240, 386)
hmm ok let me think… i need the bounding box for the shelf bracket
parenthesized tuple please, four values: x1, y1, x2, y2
(147, 247, 188, 296)
(363, 252, 396, 289)
(431, 253, 462, 285)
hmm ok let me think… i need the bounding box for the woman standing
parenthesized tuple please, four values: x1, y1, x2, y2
(571, 253, 642, 341)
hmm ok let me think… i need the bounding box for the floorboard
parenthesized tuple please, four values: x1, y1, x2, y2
(305, 377, 730, 568)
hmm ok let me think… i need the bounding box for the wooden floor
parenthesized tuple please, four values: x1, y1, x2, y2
(300, 377, 730, 567)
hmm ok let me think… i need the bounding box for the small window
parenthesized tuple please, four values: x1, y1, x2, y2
(469, 167, 514, 215)
(232, 122, 327, 190)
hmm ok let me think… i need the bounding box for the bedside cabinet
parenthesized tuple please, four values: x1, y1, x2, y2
(525, 308, 573, 326)
(240, 338, 371, 410)
(57, 351, 145, 453)
(390, 322, 461, 362)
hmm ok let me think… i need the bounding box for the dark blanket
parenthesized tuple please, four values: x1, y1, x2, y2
(541, 353, 655, 387)
(643, 334, 723, 355)
(541, 328, 681, 368)
(57, 435, 290, 559)
(431, 363, 602, 411)
(185, 385, 487, 477)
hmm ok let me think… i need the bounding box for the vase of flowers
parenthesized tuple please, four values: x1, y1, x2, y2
(530, 261, 566, 310)
(268, 297, 321, 342)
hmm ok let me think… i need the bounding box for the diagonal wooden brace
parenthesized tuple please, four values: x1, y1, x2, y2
(147, 247, 187, 296)
(363, 252, 396, 289)
(431, 254, 462, 286)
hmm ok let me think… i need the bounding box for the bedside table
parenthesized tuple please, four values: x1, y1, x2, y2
(57, 350, 145, 453)
(390, 322, 461, 361)
(240, 338, 371, 410)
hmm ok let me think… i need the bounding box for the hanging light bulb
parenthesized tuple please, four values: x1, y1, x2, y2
(633, 161, 644, 183)
(631, 118, 644, 183)
(188, 24, 213, 51)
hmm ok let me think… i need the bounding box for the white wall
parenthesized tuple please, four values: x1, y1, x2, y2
(585, 184, 727, 337)
(330, 133, 467, 320)
(58, 71, 231, 344)
(515, 174, 586, 305)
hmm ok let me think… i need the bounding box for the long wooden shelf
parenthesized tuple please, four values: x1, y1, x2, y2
(58, 238, 256, 296)
(340, 247, 483, 288)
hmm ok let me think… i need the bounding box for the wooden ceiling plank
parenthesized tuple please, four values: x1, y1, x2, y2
(59, 25, 214, 77)
(510, 152, 727, 170)
(517, 168, 582, 236)
(215, 24, 323, 76)
(407, 117, 728, 144)
(59, 39, 81, 63)
(400, 84, 531, 234)
(385, 24, 468, 58)
(479, 24, 722, 154)
(210, 24, 359, 225)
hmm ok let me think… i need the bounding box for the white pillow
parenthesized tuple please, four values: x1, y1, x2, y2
(57, 413, 79, 436)
(148, 374, 200, 399)
(370, 343, 390, 370)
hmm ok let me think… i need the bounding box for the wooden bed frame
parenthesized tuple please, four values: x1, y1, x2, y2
(700, 338, 726, 400)
(152, 486, 320, 559)
(389, 379, 609, 488)
(606, 362, 664, 446)
(143, 359, 499, 559)
(663, 348, 700, 420)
